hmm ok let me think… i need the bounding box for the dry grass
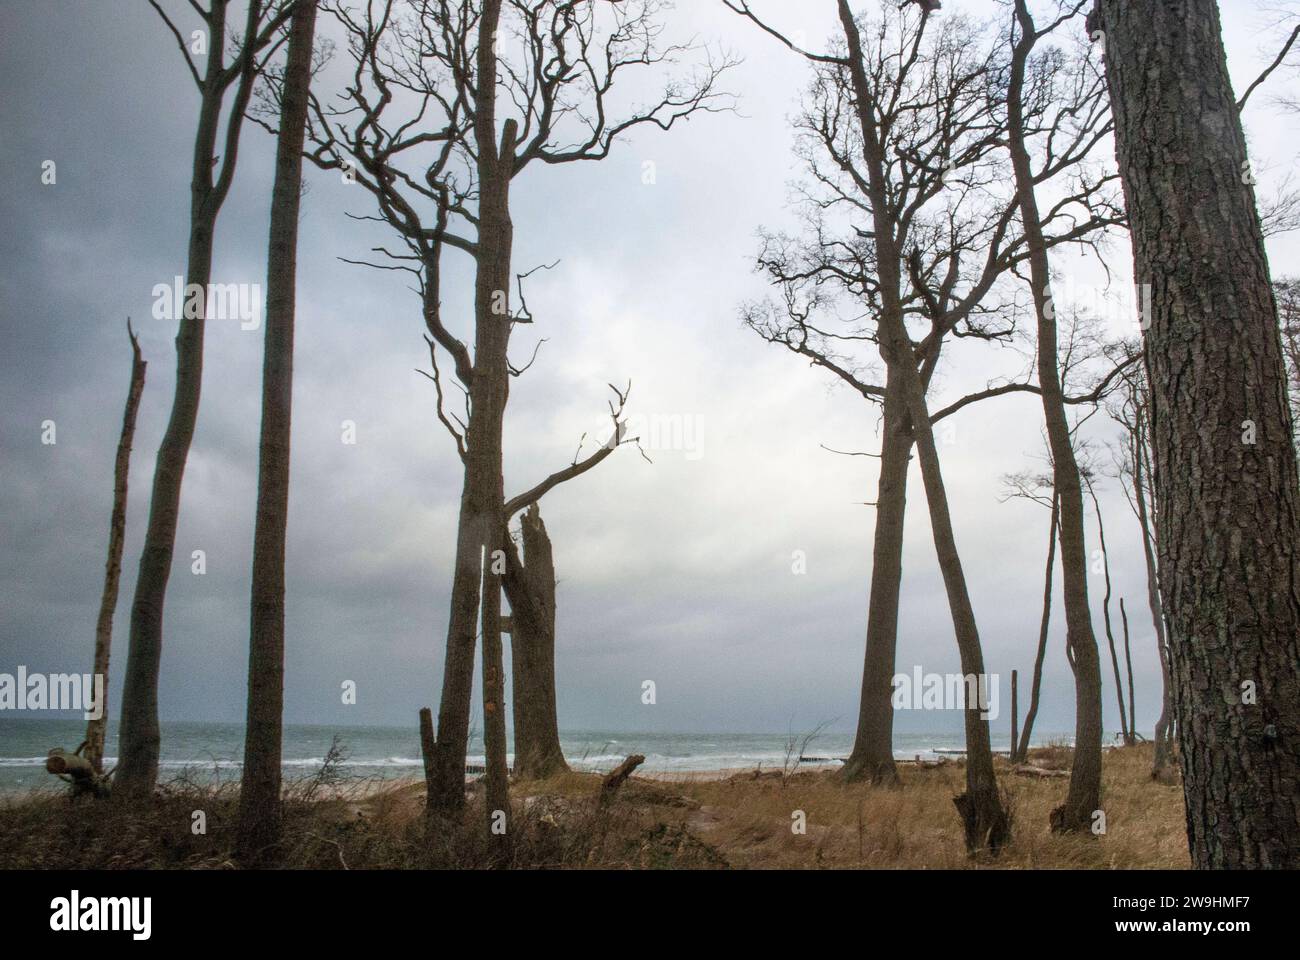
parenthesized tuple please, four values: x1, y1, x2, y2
(0, 743, 1188, 869)
(664, 743, 1189, 868)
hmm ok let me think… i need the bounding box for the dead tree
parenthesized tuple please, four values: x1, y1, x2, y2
(302, 1, 729, 841)
(1095, 0, 1300, 867)
(237, 0, 320, 863)
(599, 754, 645, 804)
(47, 746, 111, 801)
(85, 323, 147, 774)
(494, 385, 647, 781)
(117, 0, 298, 802)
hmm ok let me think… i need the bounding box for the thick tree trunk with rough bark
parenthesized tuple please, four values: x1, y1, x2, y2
(502, 504, 569, 780)
(843, 377, 912, 785)
(1008, 0, 1103, 834)
(237, 0, 317, 862)
(85, 325, 147, 773)
(1096, 0, 1300, 868)
(1017, 496, 1058, 763)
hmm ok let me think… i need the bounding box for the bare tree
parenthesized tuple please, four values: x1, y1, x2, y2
(116, 0, 298, 802)
(1108, 341, 1175, 779)
(1005, 0, 1118, 833)
(301, 1, 729, 843)
(1082, 467, 1130, 745)
(729, 4, 1117, 845)
(1094, 0, 1300, 868)
(1275, 278, 1300, 423)
(85, 323, 147, 774)
(730, 0, 1021, 849)
(237, 0, 320, 862)
(1000, 469, 1056, 764)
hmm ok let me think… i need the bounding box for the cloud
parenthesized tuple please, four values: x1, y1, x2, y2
(1, 0, 1296, 742)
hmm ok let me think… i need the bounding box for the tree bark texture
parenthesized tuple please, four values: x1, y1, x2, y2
(237, 0, 318, 861)
(1096, 0, 1300, 868)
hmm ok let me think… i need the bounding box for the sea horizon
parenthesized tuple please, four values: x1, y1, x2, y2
(0, 717, 1076, 792)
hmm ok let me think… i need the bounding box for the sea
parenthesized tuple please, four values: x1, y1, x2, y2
(0, 718, 1065, 792)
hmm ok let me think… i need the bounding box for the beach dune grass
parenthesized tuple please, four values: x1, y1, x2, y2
(0, 743, 1187, 869)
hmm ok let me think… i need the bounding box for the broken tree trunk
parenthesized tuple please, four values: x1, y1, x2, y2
(86, 323, 146, 773)
(1010, 669, 1019, 765)
(600, 754, 645, 804)
(47, 746, 110, 800)
(501, 504, 569, 780)
(419, 706, 438, 814)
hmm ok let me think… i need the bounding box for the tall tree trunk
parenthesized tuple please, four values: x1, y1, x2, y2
(1017, 496, 1058, 763)
(1085, 479, 1130, 744)
(430, 0, 515, 829)
(237, 0, 317, 861)
(1120, 596, 1137, 742)
(116, 0, 264, 801)
(1131, 404, 1175, 778)
(86, 324, 147, 773)
(1096, 0, 1300, 868)
(1010, 669, 1019, 762)
(502, 505, 569, 780)
(835, 0, 1007, 852)
(843, 376, 912, 785)
(1008, 0, 1103, 834)
(116, 165, 217, 803)
(895, 359, 1008, 852)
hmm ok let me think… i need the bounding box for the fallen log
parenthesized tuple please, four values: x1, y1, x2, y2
(46, 746, 111, 799)
(1012, 763, 1069, 778)
(600, 754, 646, 804)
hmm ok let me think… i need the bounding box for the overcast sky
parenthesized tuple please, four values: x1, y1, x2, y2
(2, 0, 1297, 741)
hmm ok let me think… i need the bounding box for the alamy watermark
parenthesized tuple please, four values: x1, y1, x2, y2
(152, 276, 262, 330)
(892, 667, 999, 721)
(0, 667, 104, 719)
(50, 891, 151, 940)
(596, 411, 704, 461)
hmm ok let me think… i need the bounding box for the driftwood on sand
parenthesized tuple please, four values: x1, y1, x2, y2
(1012, 764, 1069, 779)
